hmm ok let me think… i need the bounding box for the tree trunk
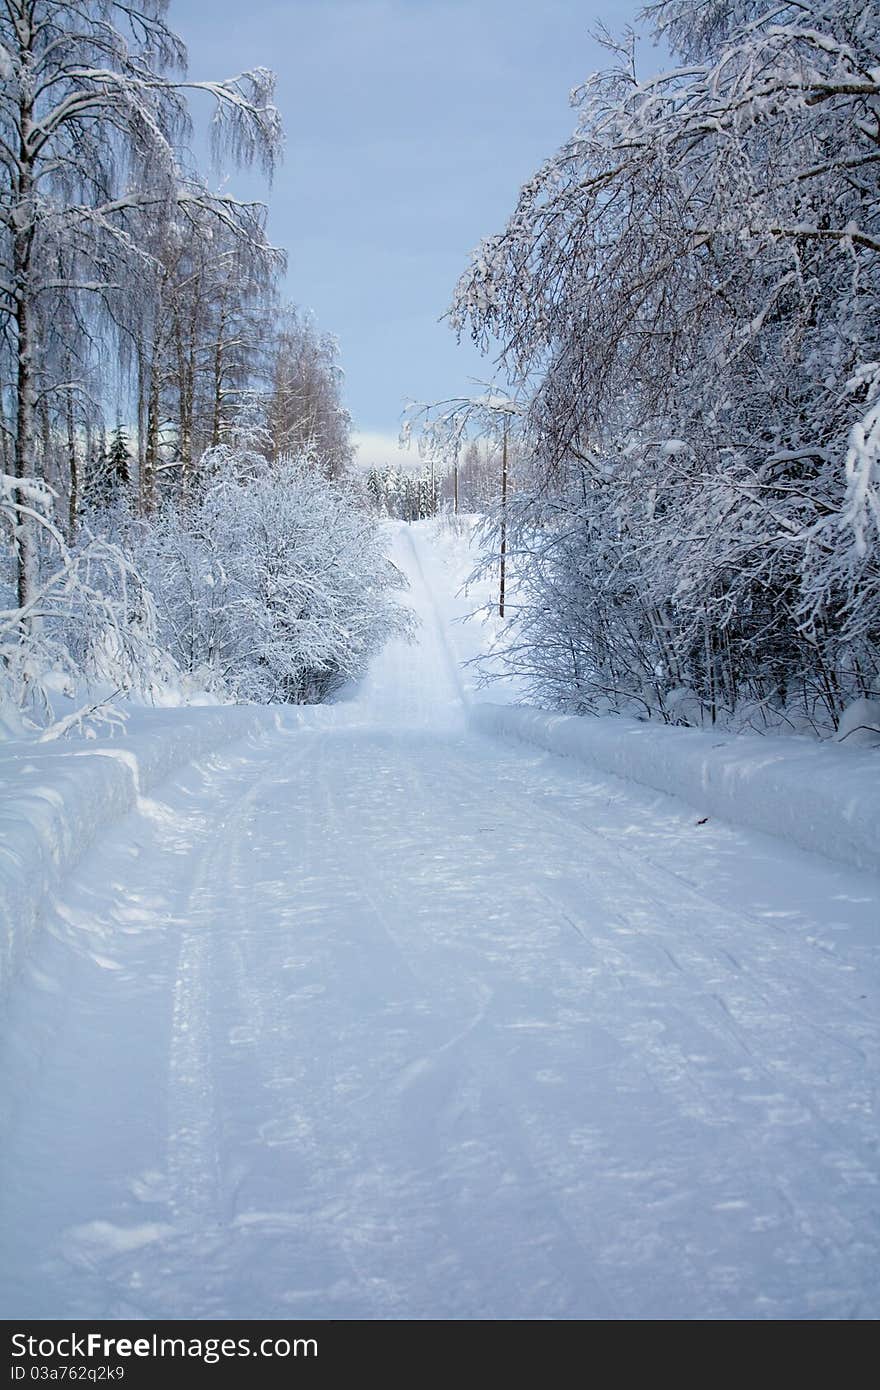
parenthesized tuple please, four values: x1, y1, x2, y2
(137, 349, 148, 501)
(210, 316, 226, 448)
(499, 421, 508, 618)
(66, 383, 79, 538)
(13, 201, 36, 607)
(12, 9, 38, 613)
(142, 357, 160, 514)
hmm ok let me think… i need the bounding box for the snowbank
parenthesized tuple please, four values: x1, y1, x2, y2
(471, 703, 880, 873)
(0, 705, 279, 1000)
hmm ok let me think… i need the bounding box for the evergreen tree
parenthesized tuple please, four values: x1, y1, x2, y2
(108, 427, 132, 492)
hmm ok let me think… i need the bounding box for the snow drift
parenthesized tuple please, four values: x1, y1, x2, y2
(0, 705, 279, 1002)
(470, 703, 880, 874)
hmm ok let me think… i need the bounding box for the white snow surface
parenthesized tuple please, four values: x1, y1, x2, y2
(0, 706, 279, 1002)
(0, 521, 878, 1320)
(471, 703, 880, 874)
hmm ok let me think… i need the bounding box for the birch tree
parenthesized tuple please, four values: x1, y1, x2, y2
(0, 0, 282, 605)
(266, 306, 353, 478)
(130, 192, 278, 509)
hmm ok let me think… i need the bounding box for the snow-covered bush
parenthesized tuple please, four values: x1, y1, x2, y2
(835, 697, 880, 749)
(1, 441, 411, 734)
(130, 449, 413, 704)
(0, 474, 174, 737)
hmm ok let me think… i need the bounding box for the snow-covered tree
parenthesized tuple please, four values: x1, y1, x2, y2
(0, 0, 282, 599)
(0, 471, 172, 734)
(451, 0, 880, 733)
(128, 194, 282, 509)
(266, 306, 353, 479)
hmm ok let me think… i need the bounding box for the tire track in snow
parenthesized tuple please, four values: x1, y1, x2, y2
(452, 747, 877, 1051)
(164, 735, 314, 1232)
(325, 655, 878, 1308)
(438, 751, 880, 1285)
(315, 736, 620, 1318)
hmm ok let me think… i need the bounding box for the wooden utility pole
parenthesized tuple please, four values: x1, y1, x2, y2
(499, 418, 509, 618)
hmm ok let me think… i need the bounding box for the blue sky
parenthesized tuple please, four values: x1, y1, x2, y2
(174, 0, 651, 465)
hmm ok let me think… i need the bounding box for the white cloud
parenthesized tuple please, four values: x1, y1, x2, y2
(351, 430, 424, 475)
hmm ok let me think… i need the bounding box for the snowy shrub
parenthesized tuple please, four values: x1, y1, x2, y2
(835, 698, 880, 749)
(0, 475, 175, 737)
(130, 450, 413, 704)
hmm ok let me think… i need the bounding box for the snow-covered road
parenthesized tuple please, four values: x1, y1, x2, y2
(1, 525, 878, 1319)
